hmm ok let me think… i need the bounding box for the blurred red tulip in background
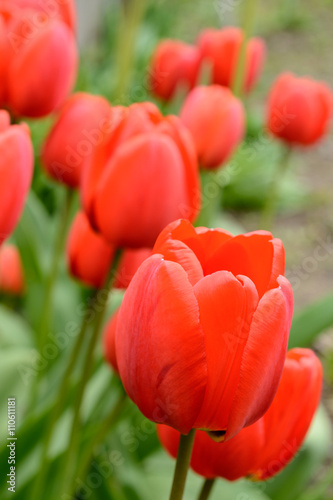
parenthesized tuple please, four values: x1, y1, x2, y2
(41, 92, 112, 188)
(180, 85, 245, 169)
(197, 27, 266, 93)
(0, 110, 34, 244)
(149, 40, 201, 101)
(0, 244, 25, 295)
(115, 219, 294, 437)
(267, 72, 333, 146)
(0, 0, 78, 118)
(158, 348, 322, 481)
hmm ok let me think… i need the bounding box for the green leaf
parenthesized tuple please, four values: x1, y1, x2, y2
(0, 305, 34, 349)
(289, 292, 333, 348)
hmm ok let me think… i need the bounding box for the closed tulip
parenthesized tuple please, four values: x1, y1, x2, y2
(0, 2, 78, 117)
(149, 40, 201, 101)
(82, 102, 201, 248)
(9, 0, 76, 32)
(267, 73, 333, 146)
(115, 219, 293, 437)
(0, 244, 25, 295)
(0, 110, 34, 244)
(197, 27, 266, 93)
(180, 85, 245, 169)
(41, 93, 112, 187)
(66, 211, 114, 289)
(158, 348, 322, 481)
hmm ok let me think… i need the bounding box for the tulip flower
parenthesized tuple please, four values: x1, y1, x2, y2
(10, 0, 76, 32)
(0, 110, 34, 244)
(0, 244, 25, 295)
(82, 102, 201, 248)
(158, 348, 322, 481)
(66, 211, 115, 289)
(149, 40, 201, 101)
(0, 2, 78, 117)
(67, 212, 152, 289)
(115, 219, 293, 437)
(180, 85, 245, 169)
(267, 73, 333, 146)
(103, 310, 120, 374)
(41, 93, 112, 188)
(197, 27, 266, 93)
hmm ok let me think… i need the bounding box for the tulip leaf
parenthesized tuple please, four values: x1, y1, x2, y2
(289, 292, 333, 348)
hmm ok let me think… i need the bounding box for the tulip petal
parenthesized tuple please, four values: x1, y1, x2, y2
(192, 271, 259, 431)
(225, 277, 293, 440)
(116, 255, 207, 434)
(205, 231, 285, 298)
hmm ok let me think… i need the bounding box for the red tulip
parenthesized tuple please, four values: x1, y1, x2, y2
(197, 27, 266, 93)
(103, 310, 120, 374)
(115, 219, 293, 437)
(149, 40, 201, 101)
(0, 110, 34, 244)
(41, 93, 112, 188)
(115, 248, 151, 289)
(180, 85, 245, 169)
(0, 2, 78, 117)
(0, 244, 25, 295)
(66, 211, 114, 289)
(158, 348, 322, 481)
(82, 102, 201, 248)
(267, 73, 333, 146)
(7, 0, 76, 31)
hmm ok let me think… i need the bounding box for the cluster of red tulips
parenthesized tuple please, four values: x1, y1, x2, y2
(0, 1, 332, 500)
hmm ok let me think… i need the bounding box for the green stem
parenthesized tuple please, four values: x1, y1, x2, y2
(197, 479, 216, 500)
(195, 170, 222, 227)
(113, 0, 148, 103)
(61, 249, 123, 497)
(232, 0, 259, 97)
(260, 146, 292, 231)
(39, 187, 74, 349)
(71, 389, 127, 494)
(169, 429, 196, 500)
(30, 293, 95, 499)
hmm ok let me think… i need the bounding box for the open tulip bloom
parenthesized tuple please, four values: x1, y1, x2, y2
(115, 219, 294, 439)
(158, 348, 322, 482)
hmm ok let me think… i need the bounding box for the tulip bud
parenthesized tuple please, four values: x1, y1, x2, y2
(41, 93, 112, 188)
(149, 40, 201, 101)
(66, 211, 114, 289)
(82, 102, 201, 248)
(115, 219, 293, 436)
(0, 110, 34, 244)
(197, 27, 266, 93)
(0, 0, 78, 118)
(180, 85, 245, 170)
(158, 348, 322, 481)
(0, 244, 25, 295)
(267, 72, 333, 146)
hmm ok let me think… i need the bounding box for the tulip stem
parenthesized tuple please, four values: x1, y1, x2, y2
(113, 0, 147, 103)
(197, 479, 216, 500)
(30, 291, 96, 499)
(195, 170, 222, 227)
(71, 388, 128, 494)
(60, 249, 123, 497)
(169, 429, 196, 500)
(232, 0, 259, 97)
(39, 187, 75, 349)
(260, 146, 292, 231)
